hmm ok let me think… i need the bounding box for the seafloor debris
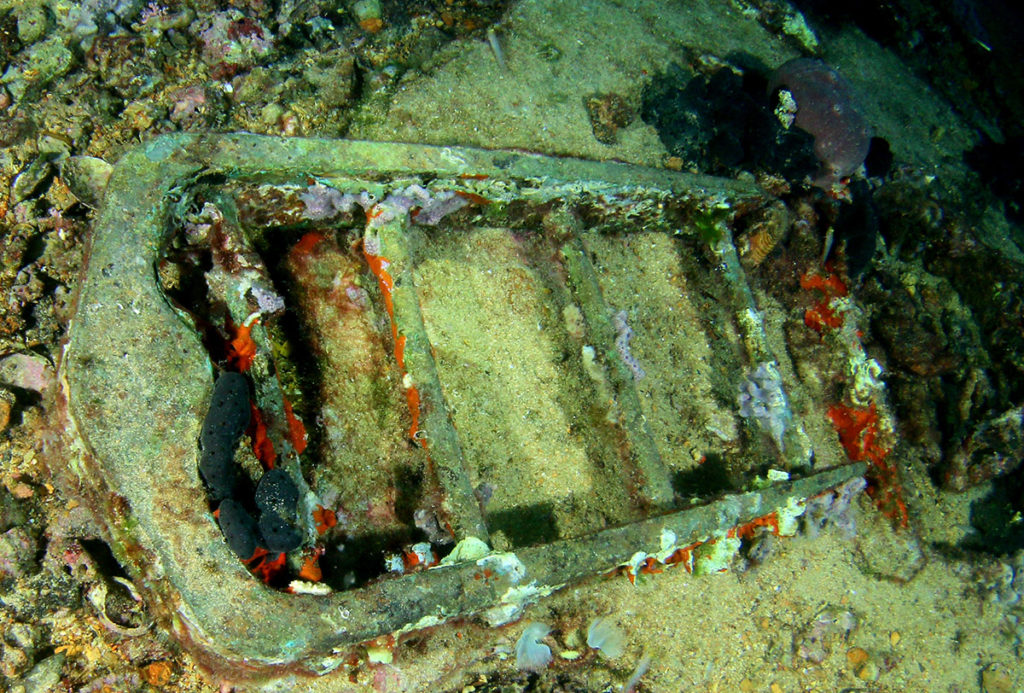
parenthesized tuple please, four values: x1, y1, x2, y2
(584, 92, 635, 145)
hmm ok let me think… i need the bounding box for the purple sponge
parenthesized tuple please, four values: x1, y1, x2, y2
(769, 59, 871, 190)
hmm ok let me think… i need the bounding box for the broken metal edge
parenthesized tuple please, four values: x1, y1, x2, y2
(58, 133, 802, 677)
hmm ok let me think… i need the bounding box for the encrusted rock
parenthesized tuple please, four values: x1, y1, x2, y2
(59, 156, 113, 208)
(584, 92, 635, 145)
(0, 527, 40, 580)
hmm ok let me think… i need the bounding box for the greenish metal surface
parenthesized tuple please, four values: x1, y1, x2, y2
(560, 230, 675, 511)
(367, 212, 489, 542)
(58, 133, 860, 679)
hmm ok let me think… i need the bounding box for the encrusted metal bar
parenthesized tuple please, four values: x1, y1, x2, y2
(556, 212, 675, 511)
(706, 217, 815, 467)
(313, 461, 868, 647)
(363, 212, 489, 542)
(198, 196, 316, 538)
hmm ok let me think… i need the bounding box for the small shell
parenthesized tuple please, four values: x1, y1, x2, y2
(740, 201, 790, 266)
(60, 155, 113, 208)
(88, 577, 152, 637)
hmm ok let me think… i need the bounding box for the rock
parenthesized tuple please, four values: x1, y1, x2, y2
(0, 527, 41, 579)
(0, 486, 28, 530)
(584, 92, 635, 145)
(15, 4, 49, 45)
(0, 353, 54, 393)
(10, 158, 54, 206)
(1, 621, 41, 678)
(0, 36, 73, 103)
(9, 652, 64, 693)
(301, 48, 357, 110)
(59, 156, 113, 208)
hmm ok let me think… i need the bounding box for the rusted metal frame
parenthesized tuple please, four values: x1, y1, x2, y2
(63, 133, 798, 674)
(308, 460, 867, 650)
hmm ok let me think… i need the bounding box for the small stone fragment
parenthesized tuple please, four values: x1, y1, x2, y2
(59, 156, 114, 208)
(16, 3, 49, 45)
(0, 527, 40, 579)
(0, 352, 54, 393)
(584, 92, 635, 145)
(0, 35, 73, 102)
(11, 652, 64, 693)
(1, 642, 32, 679)
(10, 158, 54, 205)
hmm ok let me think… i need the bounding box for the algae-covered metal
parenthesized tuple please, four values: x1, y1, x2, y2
(56, 134, 862, 679)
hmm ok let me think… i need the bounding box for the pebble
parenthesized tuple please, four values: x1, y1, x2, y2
(0, 527, 41, 579)
(15, 4, 49, 45)
(846, 646, 868, 667)
(0, 353, 54, 393)
(59, 156, 113, 208)
(10, 158, 53, 206)
(9, 652, 65, 693)
(0, 488, 28, 531)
